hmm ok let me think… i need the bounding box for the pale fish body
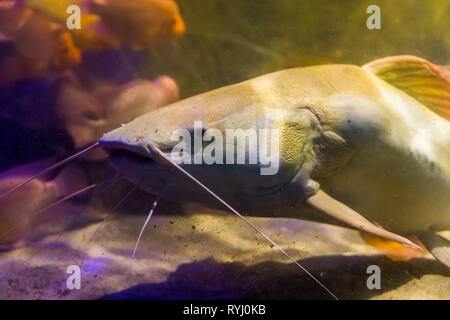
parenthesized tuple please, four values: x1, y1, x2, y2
(100, 56, 450, 266)
(293, 64, 450, 234)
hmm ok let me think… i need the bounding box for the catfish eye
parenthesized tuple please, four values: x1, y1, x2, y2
(171, 19, 176, 26)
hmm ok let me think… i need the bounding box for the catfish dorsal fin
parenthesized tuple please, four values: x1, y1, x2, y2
(363, 55, 450, 121)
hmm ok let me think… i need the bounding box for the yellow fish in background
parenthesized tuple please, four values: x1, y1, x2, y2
(0, 160, 89, 249)
(24, 0, 185, 49)
(50, 28, 82, 72)
(5, 0, 185, 52)
(24, 0, 120, 51)
(24, 0, 90, 24)
(91, 0, 185, 48)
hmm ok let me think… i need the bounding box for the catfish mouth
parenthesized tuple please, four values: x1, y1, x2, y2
(100, 141, 171, 172)
(109, 149, 156, 164)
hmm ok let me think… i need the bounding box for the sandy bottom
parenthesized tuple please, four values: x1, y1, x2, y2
(0, 202, 449, 300)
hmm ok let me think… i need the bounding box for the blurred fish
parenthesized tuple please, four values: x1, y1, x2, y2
(5, 0, 185, 51)
(0, 13, 81, 84)
(55, 74, 106, 152)
(50, 28, 82, 72)
(0, 160, 88, 248)
(95, 75, 179, 129)
(69, 14, 121, 51)
(15, 13, 55, 61)
(91, 0, 185, 48)
(0, 1, 31, 38)
(24, 0, 90, 24)
(55, 75, 179, 156)
(25, 0, 120, 50)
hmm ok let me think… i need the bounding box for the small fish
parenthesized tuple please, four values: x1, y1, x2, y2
(0, 1, 31, 38)
(0, 13, 81, 84)
(24, 0, 120, 51)
(24, 0, 90, 24)
(11, 0, 184, 50)
(94, 76, 180, 130)
(0, 160, 88, 248)
(56, 75, 179, 153)
(98, 55, 450, 268)
(91, 0, 185, 48)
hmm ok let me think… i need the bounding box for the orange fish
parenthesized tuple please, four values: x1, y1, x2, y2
(0, 1, 32, 38)
(91, 0, 185, 48)
(50, 28, 82, 72)
(8, 0, 184, 51)
(24, 0, 121, 51)
(0, 12, 81, 84)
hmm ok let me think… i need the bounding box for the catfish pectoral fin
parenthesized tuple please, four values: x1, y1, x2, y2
(417, 231, 450, 268)
(305, 190, 422, 250)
